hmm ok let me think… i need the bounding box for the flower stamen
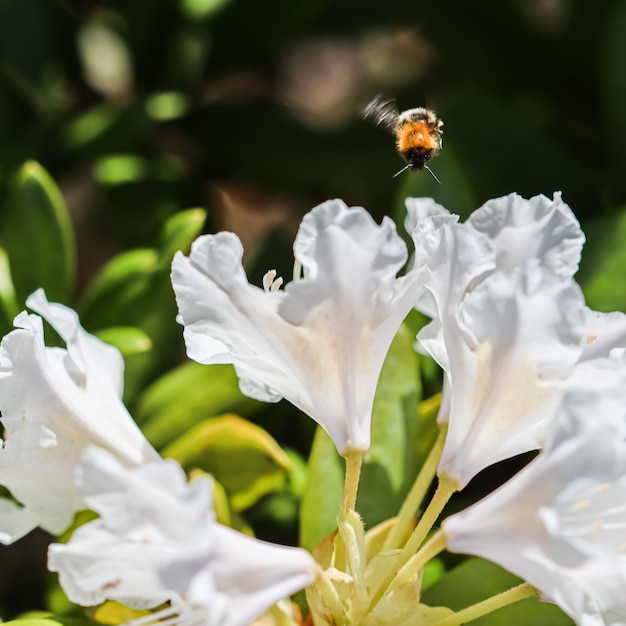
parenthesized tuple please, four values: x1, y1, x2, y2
(262, 270, 284, 292)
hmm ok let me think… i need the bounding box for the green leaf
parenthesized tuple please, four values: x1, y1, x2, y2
(78, 209, 209, 401)
(79, 206, 205, 328)
(299, 426, 344, 551)
(179, 0, 235, 20)
(0, 246, 19, 335)
(136, 361, 261, 448)
(422, 558, 445, 590)
(157, 207, 206, 262)
(78, 248, 159, 328)
(145, 91, 190, 121)
(415, 393, 442, 468)
(2, 161, 76, 305)
(3, 620, 66, 626)
(163, 414, 293, 511)
(63, 103, 123, 150)
(93, 326, 153, 356)
(77, 246, 171, 401)
(357, 323, 421, 527)
(300, 323, 422, 550)
(578, 208, 626, 312)
(4, 618, 93, 626)
(211, 476, 232, 526)
(422, 558, 573, 625)
(93, 154, 149, 186)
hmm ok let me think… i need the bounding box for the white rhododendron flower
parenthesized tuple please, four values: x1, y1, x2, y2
(0, 289, 158, 543)
(443, 390, 626, 626)
(409, 193, 594, 487)
(427, 260, 586, 487)
(48, 447, 317, 626)
(171, 199, 423, 455)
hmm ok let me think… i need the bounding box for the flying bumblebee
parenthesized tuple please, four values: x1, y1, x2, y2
(364, 94, 443, 182)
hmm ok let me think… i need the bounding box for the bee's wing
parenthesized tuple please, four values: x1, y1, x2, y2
(363, 94, 399, 130)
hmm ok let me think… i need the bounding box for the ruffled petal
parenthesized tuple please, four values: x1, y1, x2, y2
(49, 447, 316, 626)
(412, 214, 495, 383)
(433, 261, 586, 487)
(0, 291, 157, 541)
(404, 197, 450, 236)
(49, 446, 208, 609)
(172, 199, 421, 454)
(162, 525, 316, 626)
(443, 391, 626, 625)
(581, 308, 626, 361)
(468, 192, 584, 278)
(48, 523, 177, 609)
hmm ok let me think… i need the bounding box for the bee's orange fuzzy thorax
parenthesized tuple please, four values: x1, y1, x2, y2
(396, 121, 439, 153)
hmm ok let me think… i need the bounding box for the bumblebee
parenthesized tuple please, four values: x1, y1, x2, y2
(364, 95, 443, 182)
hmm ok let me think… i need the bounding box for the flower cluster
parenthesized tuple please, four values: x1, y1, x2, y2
(0, 193, 624, 626)
(0, 290, 316, 626)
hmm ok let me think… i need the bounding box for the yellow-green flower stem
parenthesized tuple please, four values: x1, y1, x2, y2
(341, 449, 364, 514)
(387, 530, 447, 593)
(388, 474, 457, 580)
(399, 473, 458, 560)
(430, 583, 539, 626)
(382, 424, 448, 551)
(366, 474, 458, 612)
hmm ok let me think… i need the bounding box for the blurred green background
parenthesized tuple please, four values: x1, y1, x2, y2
(0, 0, 623, 621)
(2, 0, 625, 305)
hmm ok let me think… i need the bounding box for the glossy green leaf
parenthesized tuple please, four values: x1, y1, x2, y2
(79, 209, 207, 391)
(578, 208, 626, 312)
(2, 161, 76, 305)
(0, 246, 19, 335)
(415, 393, 442, 467)
(211, 475, 232, 526)
(93, 154, 149, 186)
(300, 323, 422, 550)
(163, 414, 293, 511)
(63, 103, 123, 150)
(137, 361, 261, 448)
(179, 0, 234, 20)
(93, 326, 153, 356)
(78, 207, 207, 400)
(157, 207, 206, 262)
(357, 323, 421, 526)
(78, 246, 171, 402)
(299, 426, 344, 551)
(145, 91, 190, 121)
(78, 248, 159, 328)
(3, 617, 63, 626)
(4, 618, 92, 626)
(422, 558, 445, 590)
(422, 558, 573, 625)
